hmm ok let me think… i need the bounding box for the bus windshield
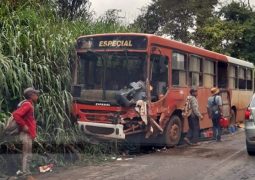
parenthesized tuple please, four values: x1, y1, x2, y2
(78, 51, 147, 91)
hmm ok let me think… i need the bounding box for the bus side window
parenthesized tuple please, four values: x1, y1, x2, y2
(247, 69, 253, 90)
(238, 67, 246, 89)
(172, 52, 186, 86)
(189, 55, 202, 87)
(203, 60, 215, 88)
(228, 64, 238, 89)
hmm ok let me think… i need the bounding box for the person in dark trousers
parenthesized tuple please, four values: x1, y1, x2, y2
(184, 87, 203, 145)
(207, 87, 223, 142)
(12, 87, 39, 176)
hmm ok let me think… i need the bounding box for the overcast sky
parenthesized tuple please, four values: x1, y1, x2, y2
(90, 0, 152, 23)
(90, 0, 255, 23)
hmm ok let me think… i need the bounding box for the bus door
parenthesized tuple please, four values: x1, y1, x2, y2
(149, 46, 170, 125)
(218, 61, 231, 121)
(220, 90, 231, 120)
(218, 61, 228, 88)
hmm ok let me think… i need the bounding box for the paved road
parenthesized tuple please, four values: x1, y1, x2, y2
(37, 130, 255, 180)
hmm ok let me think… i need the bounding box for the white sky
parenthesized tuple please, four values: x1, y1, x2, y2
(90, 0, 152, 23)
(90, 0, 255, 23)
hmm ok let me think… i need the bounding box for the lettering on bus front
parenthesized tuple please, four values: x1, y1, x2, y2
(99, 40, 133, 48)
(77, 35, 147, 50)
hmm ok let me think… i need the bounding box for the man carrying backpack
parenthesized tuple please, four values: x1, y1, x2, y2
(12, 87, 40, 176)
(184, 87, 203, 146)
(207, 87, 223, 142)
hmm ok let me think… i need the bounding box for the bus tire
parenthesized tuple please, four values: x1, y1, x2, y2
(164, 115, 182, 147)
(230, 109, 236, 125)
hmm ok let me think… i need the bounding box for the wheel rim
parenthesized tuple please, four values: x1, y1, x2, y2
(169, 123, 180, 141)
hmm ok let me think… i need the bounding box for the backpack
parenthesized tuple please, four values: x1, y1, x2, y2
(211, 96, 220, 118)
(182, 96, 192, 118)
(3, 100, 28, 136)
(3, 115, 20, 136)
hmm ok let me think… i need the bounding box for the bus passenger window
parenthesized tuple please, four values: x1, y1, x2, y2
(203, 60, 215, 88)
(189, 55, 202, 87)
(238, 67, 246, 89)
(172, 52, 186, 86)
(247, 69, 253, 90)
(228, 65, 238, 89)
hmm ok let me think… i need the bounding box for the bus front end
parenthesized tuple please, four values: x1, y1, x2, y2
(72, 34, 149, 140)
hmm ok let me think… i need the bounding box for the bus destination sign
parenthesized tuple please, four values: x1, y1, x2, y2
(77, 35, 147, 50)
(99, 40, 132, 48)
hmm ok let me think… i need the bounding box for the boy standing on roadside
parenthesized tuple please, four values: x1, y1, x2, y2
(13, 87, 39, 176)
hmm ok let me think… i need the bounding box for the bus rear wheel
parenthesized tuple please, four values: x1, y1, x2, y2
(164, 115, 182, 147)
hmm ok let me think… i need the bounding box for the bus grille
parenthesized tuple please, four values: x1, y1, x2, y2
(86, 126, 115, 135)
(80, 109, 120, 122)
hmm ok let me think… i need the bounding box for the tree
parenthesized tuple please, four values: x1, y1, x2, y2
(133, 2, 164, 34)
(193, 18, 243, 53)
(99, 9, 123, 24)
(135, 0, 255, 62)
(194, 1, 255, 63)
(55, 0, 92, 20)
(133, 0, 218, 43)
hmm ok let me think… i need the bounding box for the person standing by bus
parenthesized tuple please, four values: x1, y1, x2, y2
(12, 87, 39, 176)
(207, 87, 223, 142)
(184, 87, 203, 146)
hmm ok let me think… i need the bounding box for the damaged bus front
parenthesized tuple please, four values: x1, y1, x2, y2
(72, 34, 152, 141)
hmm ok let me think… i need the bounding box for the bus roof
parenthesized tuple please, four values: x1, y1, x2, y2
(78, 33, 254, 68)
(227, 56, 254, 68)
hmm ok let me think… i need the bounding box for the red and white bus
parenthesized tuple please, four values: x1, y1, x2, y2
(72, 33, 254, 146)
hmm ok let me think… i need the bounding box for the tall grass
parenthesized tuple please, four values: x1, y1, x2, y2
(0, 2, 139, 174)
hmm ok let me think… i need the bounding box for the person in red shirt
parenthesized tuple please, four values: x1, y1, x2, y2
(12, 87, 39, 175)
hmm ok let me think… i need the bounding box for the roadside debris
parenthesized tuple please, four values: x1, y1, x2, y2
(38, 163, 54, 173)
(200, 129, 213, 138)
(16, 170, 23, 176)
(162, 147, 167, 151)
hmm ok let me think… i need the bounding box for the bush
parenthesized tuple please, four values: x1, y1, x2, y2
(0, 1, 139, 175)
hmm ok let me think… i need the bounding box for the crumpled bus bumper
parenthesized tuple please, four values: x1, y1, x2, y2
(78, 121, 125, 140)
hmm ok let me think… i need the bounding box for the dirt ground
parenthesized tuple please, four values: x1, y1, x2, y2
(32, 128, 255, 180)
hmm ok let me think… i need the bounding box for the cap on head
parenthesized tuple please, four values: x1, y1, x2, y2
(23, 87, 40, 99)
(190, 87, 198, 95)
(211, 87, 220, 96)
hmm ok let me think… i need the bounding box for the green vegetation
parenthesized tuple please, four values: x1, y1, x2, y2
(0, 1, 138, 175)
(194, 1, 255, 62)
(134, 0, 255, 63)
(133, 0, 219, 43)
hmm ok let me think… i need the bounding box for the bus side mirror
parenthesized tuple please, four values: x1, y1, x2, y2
(72, 85, 82, 97)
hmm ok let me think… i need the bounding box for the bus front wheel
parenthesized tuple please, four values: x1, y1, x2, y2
(164, 115, 182, 147)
